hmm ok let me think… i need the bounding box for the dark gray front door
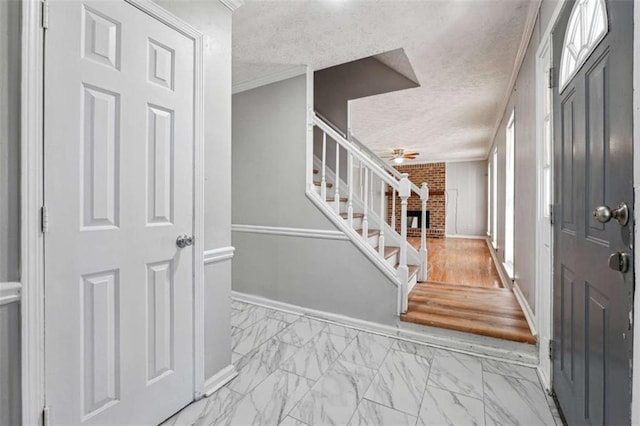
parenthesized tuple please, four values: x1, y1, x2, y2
(552, 0, 634, 424)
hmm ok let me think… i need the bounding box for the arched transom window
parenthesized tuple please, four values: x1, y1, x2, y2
(559, 0, 608, 91)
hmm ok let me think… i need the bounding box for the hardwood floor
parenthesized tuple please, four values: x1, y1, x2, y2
(403, 237, 536, 344)
(408, 237, 502, 288)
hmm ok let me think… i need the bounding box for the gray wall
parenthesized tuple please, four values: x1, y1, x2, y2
(0, 1, 21, 424)
(489, 6, 556, 313)
(232, 75, 398, 324)
(445, 161, 488, 237)
(0, 0, 21, 283)
(155, 0, 233, 383)
(0, 302, 21, 426)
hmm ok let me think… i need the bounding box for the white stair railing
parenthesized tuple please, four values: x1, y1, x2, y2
(310, 112, 419, 314)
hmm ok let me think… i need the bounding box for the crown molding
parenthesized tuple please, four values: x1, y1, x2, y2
(486, 0, 542, 157)
(232, 65, 308, 94)
(219, 0, 244, 12)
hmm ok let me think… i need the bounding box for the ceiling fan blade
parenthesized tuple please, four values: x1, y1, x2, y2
(404, 154, 419, 159)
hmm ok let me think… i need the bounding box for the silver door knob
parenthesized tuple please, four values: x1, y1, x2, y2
(593, 202, 629, 226)
(176, 234, 194, 248)
(608, 251, 630, 273)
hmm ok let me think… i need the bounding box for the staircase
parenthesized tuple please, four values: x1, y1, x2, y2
(306, 112, 429, 314)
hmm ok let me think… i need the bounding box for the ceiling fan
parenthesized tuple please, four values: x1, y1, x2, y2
(380, 149, 419, 164)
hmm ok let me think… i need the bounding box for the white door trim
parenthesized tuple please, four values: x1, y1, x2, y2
(20, 0, 206, 421)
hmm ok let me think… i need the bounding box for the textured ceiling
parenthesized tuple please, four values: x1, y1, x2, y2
(233, 0, 531, 163)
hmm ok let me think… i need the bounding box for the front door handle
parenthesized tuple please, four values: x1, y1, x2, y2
(608, 251, 630, 273)
(176, 234, 194, 248)
(593, 202, 629, 226)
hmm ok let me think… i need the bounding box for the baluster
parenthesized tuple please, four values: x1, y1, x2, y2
(334, 144, 340, 213)
(378, 180, 386, 256)
(369, 169, 374, 211)
(348, 152, 354, 227)
(359, 160, 364, 199)
(321, 133, 327, 200)
(362, 167, 369, 238)
(419, 183, 429, 282)
(398, 173, 410, 314)
(392, 188, 396, 233)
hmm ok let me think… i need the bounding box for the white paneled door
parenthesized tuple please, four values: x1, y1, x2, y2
(44, 1, 195, 424)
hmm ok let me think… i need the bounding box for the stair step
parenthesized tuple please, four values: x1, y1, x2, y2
(313, 168, 318, 174)
(313, 181, 333, 188)
(340, 213, 364, 219)
(394, 264, 420, 279)
(326, 197, 348, 202)
(384, 246, 400, 259)
(355, 229, 380, 237)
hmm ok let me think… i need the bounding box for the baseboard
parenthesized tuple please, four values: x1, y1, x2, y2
(444, 234, 486, 240)
(484, 238, 513, 290)
(232, 291, 539, 366)
(203, 364, 238, 397)
(0, 282, 21, 306)
(513, 280, 538, 337)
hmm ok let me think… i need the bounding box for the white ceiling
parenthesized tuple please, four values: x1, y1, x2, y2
(233, 0, 532, 163)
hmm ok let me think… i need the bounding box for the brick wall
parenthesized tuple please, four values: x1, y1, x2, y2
(387, 163, 446, 238)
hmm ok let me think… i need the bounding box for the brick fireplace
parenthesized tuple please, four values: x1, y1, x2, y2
(387, 162, 446, 238)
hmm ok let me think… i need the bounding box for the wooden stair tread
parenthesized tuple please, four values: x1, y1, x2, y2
(340, 212, 364, 219)
(313, 181, 333, 188)
(383, 246, 400, 259)
(326, 197, 348, 202)
(355, 229, 380, 237)
(401, 281, 536, 344)
(392, 263, 420, 279)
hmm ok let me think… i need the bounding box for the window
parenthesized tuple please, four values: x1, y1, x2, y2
(491, 148, 498, 248)
(559, 0, 608, 91)
(504, 111, 515, 274)
(542, 65, 552, 219)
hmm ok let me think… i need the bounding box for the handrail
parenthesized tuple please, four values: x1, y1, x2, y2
(315, 111, 347, 139)
(312, 115, 400, 191)
(349, 135, 423, 196)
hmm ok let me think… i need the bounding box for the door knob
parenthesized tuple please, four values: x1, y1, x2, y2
(176, 234, 194, 248)
(608, 251, 630, 273)
(593, 202, 629, 226)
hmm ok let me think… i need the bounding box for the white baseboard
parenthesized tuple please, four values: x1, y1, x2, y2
(0, 282, 21, 306)
(203, 364, 238, 397)
(444, 234, 486, 240)
(513, 280, 538, 337)
(484, 238, 513, 290)
(232, 291, 539, 366)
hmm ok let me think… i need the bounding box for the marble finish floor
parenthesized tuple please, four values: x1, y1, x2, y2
(164, 300, 560, 426)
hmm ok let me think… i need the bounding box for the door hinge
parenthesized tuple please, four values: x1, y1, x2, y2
(43, 406, 50, 426)
(549, 340, 555, 360)
(548, 67, 555, 89)
(549, 204, 554, 225)
(41, 0, 49, 29)
(41, 205, 49, 233)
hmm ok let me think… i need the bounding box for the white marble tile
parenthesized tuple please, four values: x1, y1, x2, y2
(216, 370, 314, 426)
(365, 349, 431, 416)
(279, 416, 309, 426)
(232, 317, 289, 355)
(392, 339, 435, 360)
(482, 359, 539, 383)
(483, 372, 555, 426)
(268, 310, 303, 324)
(163, 386, 244, 426)
(231, 304, 271, 329)
(324, 323, 359, 339)
(340, 332, 393, 370)
(281, 332, 354, 380)
(231, 351, 243, 364)
(350, 399, 417, 426)
(229, 337, 298, 395)
(290, 359, 376, 426)
(428, 350, 484, 400)
(418, 385, 484, 426)
(277, 317, 327, 347)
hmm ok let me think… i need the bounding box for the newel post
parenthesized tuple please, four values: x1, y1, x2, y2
(398, 173, 411, 314)
(419, 182, 429, 282)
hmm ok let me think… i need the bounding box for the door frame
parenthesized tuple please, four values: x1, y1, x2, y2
(20, 0, 205, 422)
(537, 0, 640, 420)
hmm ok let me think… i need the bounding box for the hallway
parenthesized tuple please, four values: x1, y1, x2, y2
(165, 300, 558, 425)
(404, 238, 535, 344)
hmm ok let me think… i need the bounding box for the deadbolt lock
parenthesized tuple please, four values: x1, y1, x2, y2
(608, 251, 630, 273)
